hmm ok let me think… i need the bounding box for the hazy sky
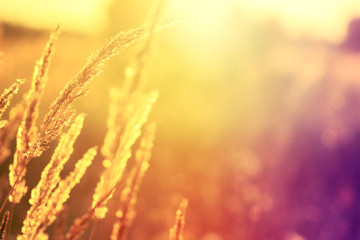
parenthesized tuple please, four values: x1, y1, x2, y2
(0, 0, 112, 34)
(167, 0, 360, 42)
(0, 0, 360, 42)
(235, 0, 360, 42)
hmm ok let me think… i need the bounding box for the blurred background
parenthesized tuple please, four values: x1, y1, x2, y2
(2, 0, 360, 239)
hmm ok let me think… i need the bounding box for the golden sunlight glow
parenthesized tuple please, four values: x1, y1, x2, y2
(2, 0, 360, 239)
(0, 0, 112, 34)
(167, 0, 360, 42)
(1, 0, 360, 41)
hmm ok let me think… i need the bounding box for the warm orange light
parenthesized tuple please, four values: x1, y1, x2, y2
(0, 0, 112, 34)
(167, 0, 360, 43)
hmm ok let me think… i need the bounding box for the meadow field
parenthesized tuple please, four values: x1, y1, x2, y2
(1, 1, 360, 240)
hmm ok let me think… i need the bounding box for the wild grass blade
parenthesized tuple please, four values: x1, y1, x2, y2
(110, 123, 156, 240)
(0, 104, 24, 165)
(0, 79, 24, 120)
(169, 199, 188, 240)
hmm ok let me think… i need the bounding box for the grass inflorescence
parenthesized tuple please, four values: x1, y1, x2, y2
(0, 16, 187, 240)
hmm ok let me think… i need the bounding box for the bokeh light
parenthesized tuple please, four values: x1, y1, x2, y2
(1, 0, 360, 239)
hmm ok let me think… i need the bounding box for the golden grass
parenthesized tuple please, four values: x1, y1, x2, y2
(0, 79, 24, 120)
(92, 89, 158, 219)
(110, 123, 156, 240)
(9, 26, 60, 204)
(0, 211, 9, 239)
(0, 104, 24, 165)
(169, 199, 188, 240)
(19, 114, 89, 239)
(0, 17, 187, 240)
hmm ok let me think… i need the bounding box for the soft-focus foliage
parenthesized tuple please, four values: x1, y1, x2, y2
(0, 12, 175, 239)
(2, 1, 360, 240)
